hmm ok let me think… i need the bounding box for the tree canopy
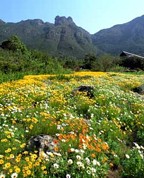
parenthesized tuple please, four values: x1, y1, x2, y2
(0, 35, 28, 54)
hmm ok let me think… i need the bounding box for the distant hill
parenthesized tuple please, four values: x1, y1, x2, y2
(0, 16, 98, 58)
(92, 15, 144, 56)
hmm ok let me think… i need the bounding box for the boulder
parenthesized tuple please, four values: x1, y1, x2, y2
(27, 134, 58, 155)
(132, 84, 144, 94)
(72, 85, 94, 98)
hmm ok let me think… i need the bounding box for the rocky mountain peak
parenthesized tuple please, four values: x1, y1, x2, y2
(55, 16, 75, 26)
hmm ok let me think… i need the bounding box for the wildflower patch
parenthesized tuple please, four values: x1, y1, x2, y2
(0, 72, 144, 178)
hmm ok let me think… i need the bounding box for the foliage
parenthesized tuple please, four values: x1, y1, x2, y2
(83, 54, 97, 70)
(121, 57, 144, 70)
(0, 37, 71, 78)
(0, 72, 26, 83)
(121, 144, 144, 178)
(83, 54, 121, 72)
(0, 35, 28, 54)
(95, 55, 117, 72)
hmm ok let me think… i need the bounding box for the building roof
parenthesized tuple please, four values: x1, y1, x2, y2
(120, 51, 144, 59)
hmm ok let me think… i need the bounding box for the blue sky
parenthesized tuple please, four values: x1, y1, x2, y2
(0, 0, 144, 34)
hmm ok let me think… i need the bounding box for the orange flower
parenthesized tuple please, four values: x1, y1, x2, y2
(101, 142, 109, 151)
(110, 163, 114, 167)
(91, 153, 96, 158)
(53, 139, 59, 144)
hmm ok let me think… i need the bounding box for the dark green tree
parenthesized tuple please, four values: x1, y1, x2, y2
(121, 57, 144, 70)
(96, 54, 115, 72)
(83, 54, 97, 70)
(1, 35, 28, 54)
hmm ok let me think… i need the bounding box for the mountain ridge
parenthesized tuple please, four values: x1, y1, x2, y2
(92, 15, 144, 56)
(1, 15, 144, 57)
(0, 16, 99, 58)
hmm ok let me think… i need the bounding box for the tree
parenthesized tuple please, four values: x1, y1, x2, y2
(0, 35, 28, 54)
(83, 54, 97, 70)
(121, 57, 144, 70)
(96, 54, 115, 72)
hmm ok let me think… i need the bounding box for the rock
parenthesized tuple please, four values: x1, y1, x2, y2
(132, 84, 144, 94)
(72, 85, 94, 98)
(55, 16, 75, 26)
(133, 93, 144, 100)
(27, 134, 59, 155)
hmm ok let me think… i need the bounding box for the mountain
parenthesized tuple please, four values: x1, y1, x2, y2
(92, 15, 144, 56)
(1, 15, 144, 58)
(0, 16, 98, 58)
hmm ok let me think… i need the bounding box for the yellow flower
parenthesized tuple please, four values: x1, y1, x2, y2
(12, 120, 16, 124)
(23, 166, 29, 171)
(23, 151, 28, 155)
(41, 165, 46, 170)
(5, 148, 12, 153)
(14, 166, 21, 173)
(9, 168, 13, 173)
(0, 159, 4, 164)
(28, 162, 33, 169)
(7, 135, 11, 139)
(20, 143, 26, 148)
(15, 155, 21, 163)
(43, 171, 48, 174)
(25, 157, 30, 162)
(34, 161, 40, 167)
(12, 147, 16, 150)
(30, 154, 37, 161)
(26, 170, 31, 176)
(31, 117, 38, 124)
(9, 154, 14, 159)
(4, 162, 11, 169)
(39, 151, 48, 159)
(1, 139, 8, 142)
(29, 124, 33, 130)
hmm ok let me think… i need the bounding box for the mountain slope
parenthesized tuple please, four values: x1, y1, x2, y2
(92, 15, 144, 55)
(0, 16, 98, 58)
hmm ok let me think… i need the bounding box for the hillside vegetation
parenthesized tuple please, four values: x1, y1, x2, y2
(0, 35, 72, 83)
(0, 72, 144, 177)
(0, 35, 131, 83)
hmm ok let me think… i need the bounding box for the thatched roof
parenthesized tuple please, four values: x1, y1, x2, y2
(120, 51, 144, 59)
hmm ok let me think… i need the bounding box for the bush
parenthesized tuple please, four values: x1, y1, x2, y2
(121, 57, 144, 70)
(121, 145, 144, 178)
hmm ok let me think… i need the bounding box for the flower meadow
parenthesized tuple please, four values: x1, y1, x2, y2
(0, 72, 144, 178)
